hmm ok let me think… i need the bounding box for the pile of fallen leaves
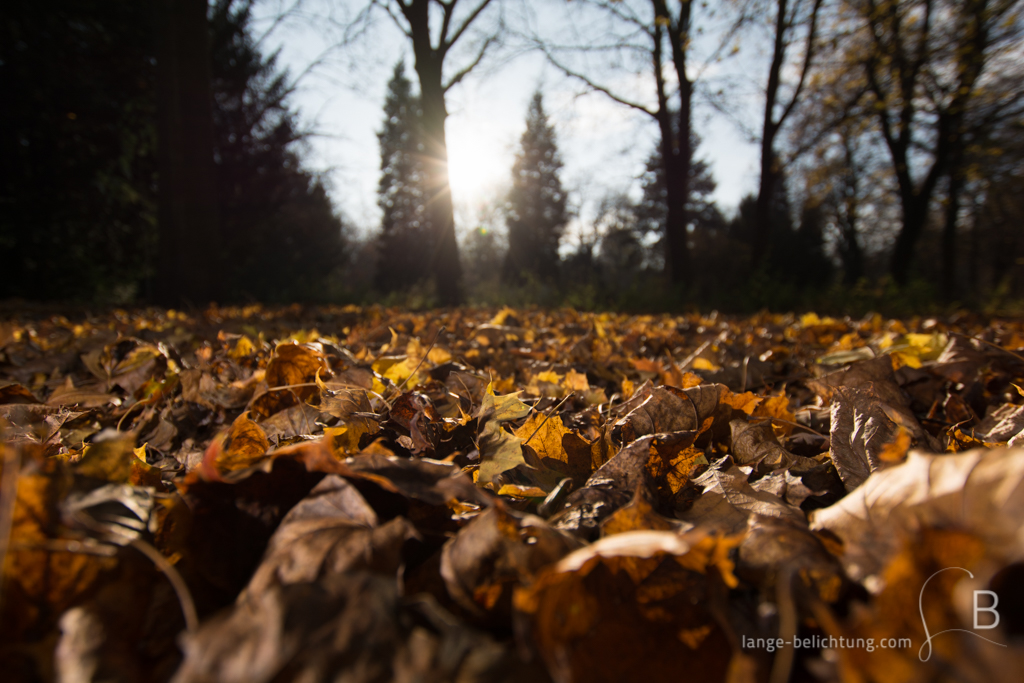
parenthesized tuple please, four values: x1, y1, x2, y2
(2, 305, 1024, 682)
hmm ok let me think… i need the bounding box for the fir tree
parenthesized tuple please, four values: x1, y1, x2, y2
(375, 61, 431, 293)
(0, 0, 159, 300)
(634, 133, 722, 269)
(503, 92, 569, 285)
(210, 0, 346, 302)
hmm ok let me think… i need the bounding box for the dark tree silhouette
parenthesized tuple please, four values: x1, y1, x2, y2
(849, 0, 1021, 286)
(209, 0, 346, 302)
(635, 134, 720, 260)
(1, 0, 344, 303)
(503, 92, 569, 286)
(375, 62, 431, 292)
(156, 0, 221, 305)
(0, 0, 158, 300)
(751, 0, 823, 269)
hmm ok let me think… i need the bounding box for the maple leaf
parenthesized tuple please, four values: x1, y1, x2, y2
(477, 383, 531, 422)
(477, 420, 525, 484)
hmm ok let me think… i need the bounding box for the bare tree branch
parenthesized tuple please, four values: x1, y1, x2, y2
(539, 44, 656, 117)
(376, 0, 414, 38)
(776, 0, 824, 130)
(443, 34, 497, 91)
(443, 0, 496, 54)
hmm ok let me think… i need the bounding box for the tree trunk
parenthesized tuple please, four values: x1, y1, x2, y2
(841, 224, 864, 285)
(657, 93, 691, 288)
(661, 140, 690, 287)
(839, 137, 864, 285)
(889, 191, 930, 286)
(654, 0, 693, 288)
(405, 0, 463, 307)
(751, 0, 788, 267)
(417, 74, 462, 306)
(942, 164, 964, 302)
(155, 0, 220, 306)
(751, 149, 778, 263)
(838, 200, 864, 286)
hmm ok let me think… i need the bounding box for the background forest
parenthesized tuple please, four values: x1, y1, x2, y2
(2, 0, 1024, 313)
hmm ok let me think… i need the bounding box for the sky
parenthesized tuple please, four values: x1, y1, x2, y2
(251, 0, 766, 245)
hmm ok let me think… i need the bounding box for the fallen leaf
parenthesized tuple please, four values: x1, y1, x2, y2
(440, 507, 578, 619)
(513, 530, 738, 683)
(811, 448, 1024, 582)
(213, 412, 270, 474)
(478, 384, 531, 422)
(677, 458, 805, 533)
(478, 421, 525, 484)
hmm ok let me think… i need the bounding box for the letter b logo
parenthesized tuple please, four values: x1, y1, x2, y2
(974, 590, 1000, 630)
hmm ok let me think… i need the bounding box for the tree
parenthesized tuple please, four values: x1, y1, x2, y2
(362, 0, 501, 305)
(503, 92, 569, 285)
(961, 114, 1024, 298)
(375, 61, 431, 293)
(634, 133, 722, 269)
(847, 0, 1023, 286)
(750, 0, 824, 268)
(156, 0, 222, 306)
(209, 0, 346, 302)
(807, 128, 867, 284)
(537, 0, 720, 288)
(596, 194, 649, 294)
(0, 0, 344, 303)
(0, 0, 159, 301)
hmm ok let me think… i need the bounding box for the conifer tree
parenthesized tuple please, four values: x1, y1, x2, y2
(634, 133, 721, 268)
(503, 92, 568, 285)
(210, 0, 346, 302)
(0, 0, 346, 302)
(376, 62, 431, 293)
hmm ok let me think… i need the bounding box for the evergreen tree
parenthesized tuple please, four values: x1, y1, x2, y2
(209, 0, 346, 302)
(729, 182, 832, 288)
(375, 61, 431, 293)
(0, 0, 159, 301)
(503, 92, 569, 285)
(634, 133, 723, 272)
(0, 0, 346, 302)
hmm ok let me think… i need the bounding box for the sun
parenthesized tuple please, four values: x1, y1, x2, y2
(445, 120, 512, 206)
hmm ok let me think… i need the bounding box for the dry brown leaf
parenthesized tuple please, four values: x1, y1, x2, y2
(440, 507, 579, 620)
(214, 412, 270, 474)
(677, 458, 806, 533)
(811, 448, 1024, 582)
(513, 530, 738, 683)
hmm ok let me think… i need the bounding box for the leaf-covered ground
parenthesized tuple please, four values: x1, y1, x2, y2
(2, 305, 1024, 682)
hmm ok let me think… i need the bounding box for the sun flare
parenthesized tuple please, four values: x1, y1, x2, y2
(445, 120, 512, 207)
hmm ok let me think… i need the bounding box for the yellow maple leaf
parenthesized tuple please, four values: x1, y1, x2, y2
(801, 312, 822, 327)
(496, 484, 548, 498)
(889, 350, 922, 369)
(479, 383, 531, 422)
(215, 412, 270, 473)
(490, 307, 518, 325)
(228, 335, 256, 360)
(478, 421, 526, 483)
(515, 412, 571, 464)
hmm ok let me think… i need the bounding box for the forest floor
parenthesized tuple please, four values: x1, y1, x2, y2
(2, 304, 1023, 682)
